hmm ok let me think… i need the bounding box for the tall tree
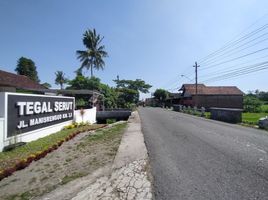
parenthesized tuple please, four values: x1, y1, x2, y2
(114, 78, 152, 104)
(15, 57, 40, 82)
(154, 89, 169, 102)
(55, 71, 68, 89)
(76, 29, 108, 77)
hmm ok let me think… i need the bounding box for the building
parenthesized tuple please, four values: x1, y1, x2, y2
(165, 93, 182, 108)
(179, 84, 244, 109)
(0, 69, 46, 92)
(0, 69, 102, 110)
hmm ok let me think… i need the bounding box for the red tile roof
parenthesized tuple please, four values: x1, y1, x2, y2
(0, 70, 45, 90)
(180, 84, 244, 95)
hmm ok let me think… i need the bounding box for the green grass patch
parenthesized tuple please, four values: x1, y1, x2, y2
(204, 112, 211, 119)
(5, 191, 32, 200)
(0, 124, 105, 171)
(61, 172, 87, 185)
(242, 112, 268, 125)
(77, 123, 127, 149)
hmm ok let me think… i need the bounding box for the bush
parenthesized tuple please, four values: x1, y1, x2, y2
(243, 95, 262, 113)
(106, 119, 116, 124)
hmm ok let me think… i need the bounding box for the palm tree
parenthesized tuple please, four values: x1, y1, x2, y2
(55, 71, 67, 89)
(76, 29, 108, 77)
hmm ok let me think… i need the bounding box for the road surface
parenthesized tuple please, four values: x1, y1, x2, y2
(139, 107, 268, 200)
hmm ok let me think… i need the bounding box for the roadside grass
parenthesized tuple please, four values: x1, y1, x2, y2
(1, 122, 127, 200)
(242, 113, 268, 125)
(60, 172, 87, 185)
(0, 124, 104, 171)
(77, 123, 127, 149)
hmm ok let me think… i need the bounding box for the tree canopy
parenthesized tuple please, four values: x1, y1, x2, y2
(114, 78, 152, 106)
(15, 57, 40, 83)
(153, 89, 169, 102)
(55, 71, 68, 89)
(67, 74, 101, 91)
(76, 29, 108, 77)
(243, 95, 262, 113)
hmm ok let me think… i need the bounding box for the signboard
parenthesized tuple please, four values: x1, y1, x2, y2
(7, 94, 74, 137)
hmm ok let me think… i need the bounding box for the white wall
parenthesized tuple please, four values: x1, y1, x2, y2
(0, 92, 75, 152)
(0, 93, 5, 117)
(0, 118, 4, 151)
(74, 107, 96, 124)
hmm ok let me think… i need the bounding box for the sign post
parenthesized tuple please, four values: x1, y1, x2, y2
(0, 92, 75, 151)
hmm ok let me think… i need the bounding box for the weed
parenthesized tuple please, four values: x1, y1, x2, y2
(61, 173, 87, 185)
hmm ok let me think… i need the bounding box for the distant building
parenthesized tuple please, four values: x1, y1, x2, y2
(145, 97, 157, 107)
(179, 84, 244, 109)
(165, 93, 182, 108)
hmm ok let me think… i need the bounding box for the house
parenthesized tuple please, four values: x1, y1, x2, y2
(0, 69, 46, 92)
(165, 93, 182, 108)
(0, 69, 102, 110)
(179, 84, 244, 109)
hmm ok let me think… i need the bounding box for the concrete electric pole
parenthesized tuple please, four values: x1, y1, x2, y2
(193, 62, 200, 107)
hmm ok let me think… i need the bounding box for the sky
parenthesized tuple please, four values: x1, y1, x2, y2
(0, 0, 268, 99)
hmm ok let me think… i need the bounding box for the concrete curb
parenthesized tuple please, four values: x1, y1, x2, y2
(112, 111, 148, 169)
(71, 111, 153, 200)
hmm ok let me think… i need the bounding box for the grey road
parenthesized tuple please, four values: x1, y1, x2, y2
(139, 107, 268, 200)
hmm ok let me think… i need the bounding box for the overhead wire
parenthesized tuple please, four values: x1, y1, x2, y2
(201, 32, 268, 66)
(199, 53, 268, 79)
(203, 66, 268, 83)
(202, 62, 268, 83)
(200, 47, 268, 70)
(178, 13, 268, 87)
(199, 23, 268, 64)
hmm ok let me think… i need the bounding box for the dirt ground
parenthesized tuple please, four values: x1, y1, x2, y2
(0, 122, 127, 200)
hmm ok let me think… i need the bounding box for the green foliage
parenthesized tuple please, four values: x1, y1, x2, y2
(153, 89, 169, 102)
(41, 82, 51, 89)
(68, 73, 151, 109)
(116, 87, 139, 107)
(76, 28, 108, 77)
(15, 57, 40, 83)
(261, 104, 268, 113)
(243, 95, 262, 112)
(55, 71, 68, 89)
(67, 75, 101, 90)
(106, 119, 116, 124)
(75, 98, 87, 107)
(99, 84, 118, 109)
(114, 78, 152, 107)
(114, 79, 151, 93)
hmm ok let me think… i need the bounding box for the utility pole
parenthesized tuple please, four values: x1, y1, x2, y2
(193, 62, 200, 107)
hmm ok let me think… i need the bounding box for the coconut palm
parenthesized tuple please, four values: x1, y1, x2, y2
(76, 29, 108, 77)
(55, 71, 67, 89)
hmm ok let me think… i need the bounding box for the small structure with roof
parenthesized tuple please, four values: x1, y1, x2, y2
(0, 69, 46, 92)
(179, 84, 244, 109)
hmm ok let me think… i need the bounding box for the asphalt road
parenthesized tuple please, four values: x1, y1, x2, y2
(139, 107, 268, 200)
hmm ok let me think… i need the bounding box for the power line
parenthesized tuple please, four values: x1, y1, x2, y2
(199, 54, 268, 79)
(201, 47, 268, 70)
(204, 66, 268, 83)
(199, 23, 268, 64)
(201, 32, 268, 66)
(202, 61, 268, 80)
(202, 63, 268, 83)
